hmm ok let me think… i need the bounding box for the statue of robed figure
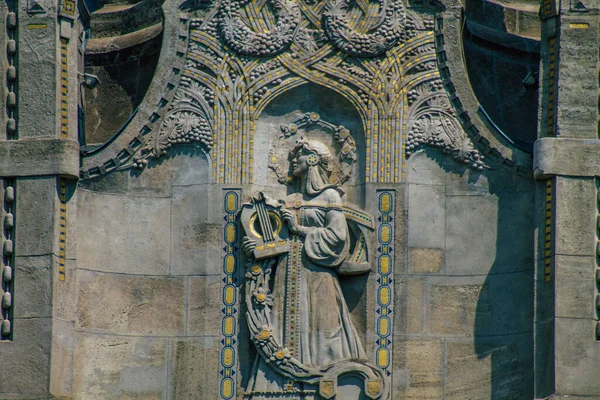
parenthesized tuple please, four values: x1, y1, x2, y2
(241, 138, 389, 400)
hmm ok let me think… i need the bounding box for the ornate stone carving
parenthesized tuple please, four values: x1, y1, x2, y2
(242, 138, 388, 399)
(131, 81, 214, 170)
(269, 113, 357, 185)
(406, 82, 486, 170)
(219, 0, 301, 57)
(323, 0, 405, 57)
(79, 0, 500, 183)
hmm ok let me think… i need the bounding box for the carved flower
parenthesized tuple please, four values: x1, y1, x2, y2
(255, 326, 272, 342)
(271, 347, 292, 363)
(337, 127, 350, 139)
(245, 262, 262, 280)
(253, 287, 274, 307)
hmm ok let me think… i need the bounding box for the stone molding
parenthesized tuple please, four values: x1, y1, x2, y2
(0, 138, 79, 179)
(533, 137, 600, 179)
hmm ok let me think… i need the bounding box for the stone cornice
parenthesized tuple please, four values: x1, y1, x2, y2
(534, 137, 600, 179)
(0, 138, 79, 179)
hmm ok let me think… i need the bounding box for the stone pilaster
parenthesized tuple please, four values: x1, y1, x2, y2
(533, 6, 600, 397)
(0, 0, 79, 398)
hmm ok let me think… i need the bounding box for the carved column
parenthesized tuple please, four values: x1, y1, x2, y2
(533, 3, 600, 397)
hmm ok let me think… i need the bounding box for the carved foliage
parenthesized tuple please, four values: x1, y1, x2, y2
(133, 81, 214, 169)
(245, 258, 324, 382)
(406, 81, 485, 170)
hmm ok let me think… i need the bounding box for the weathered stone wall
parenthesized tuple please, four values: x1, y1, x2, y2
(8, 0, 600, 397)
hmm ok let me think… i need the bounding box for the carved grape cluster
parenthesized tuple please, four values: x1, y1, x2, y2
(406, 114, 485, 170)
(167, 112, 213, 149)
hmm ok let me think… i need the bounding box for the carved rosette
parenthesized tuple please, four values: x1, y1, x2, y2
(323, 0, 405, 57)
(218, 0, 301, 57)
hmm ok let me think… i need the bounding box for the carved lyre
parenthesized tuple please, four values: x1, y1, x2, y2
(241, 192, 290, 260)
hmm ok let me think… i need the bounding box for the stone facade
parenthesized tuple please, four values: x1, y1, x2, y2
(0, 0, 598, 398)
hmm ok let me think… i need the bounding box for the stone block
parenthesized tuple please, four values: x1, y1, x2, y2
(445, 341, 491, 399)
(446, 338, 530, 399)
(406, 152, 446, 185)
(0, 317, 52, 397)
(445, 168, 489, 196)
(76, 270, 185, 336)
(17, 18, 57, 138)
(555, 177, 596, 256)
(15, 177, 56, 257)
(483, 271, 533, 336)
(171, 151, 211, 186)
(555, 317, 600, 395)
(53, 258, 78, 322)
(406, 278, 425, 334)
(555, 255, 595, 318)
(171, 185, 224, 275)
(72, 333, 167, 400)
(445, 195, 497, 275)
(393, 338, 443, 399)
(127, 158, 173, 197)
(407, 184, 445, 249)
(534, 138, 600, 178)
(169, 337, 220, 399)
(0, 138, 79, 178)
(493, 191, 535, 272)
(77, 190, 171, 275)
(188, 275, 222, 336)
(50, 318, 75, 397)
(409, 247, 443, 274)
(429, 282, 491, 336)
(13, 255, 53, 318)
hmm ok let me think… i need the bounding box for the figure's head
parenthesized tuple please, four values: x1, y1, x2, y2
(289, 139, 335, 196)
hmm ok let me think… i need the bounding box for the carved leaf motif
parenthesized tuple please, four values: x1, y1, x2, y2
(406, 111, 485, 170)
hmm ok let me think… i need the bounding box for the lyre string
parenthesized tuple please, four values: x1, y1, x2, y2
(256, 199, 275, 242)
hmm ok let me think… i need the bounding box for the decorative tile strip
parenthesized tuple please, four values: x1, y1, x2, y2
(58, 179, 67, 281)
(220, 189, 241, 399)
(60, 39, 69, 139)
(546, 36, 557, 137)
(375, 190, 395, 377)
(59, 0, 76, 18)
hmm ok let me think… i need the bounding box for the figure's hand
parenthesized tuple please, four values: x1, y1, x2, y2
(242, 236, 256, 257)
(281, 209, 300, 234)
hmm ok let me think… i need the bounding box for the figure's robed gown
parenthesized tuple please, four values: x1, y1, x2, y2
(246, 188, 366, 399)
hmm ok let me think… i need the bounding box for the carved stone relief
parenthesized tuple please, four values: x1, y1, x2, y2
(79, 0, 500, 182)
(240, 137, 387, 399)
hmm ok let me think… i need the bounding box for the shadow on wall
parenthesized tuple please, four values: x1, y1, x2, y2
(473, 165, 535, 400)
(406, 150, 535, 399)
